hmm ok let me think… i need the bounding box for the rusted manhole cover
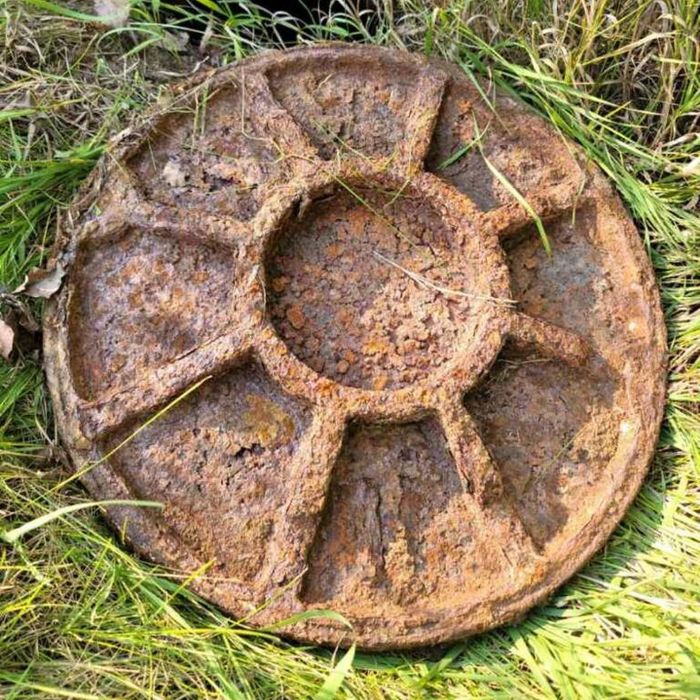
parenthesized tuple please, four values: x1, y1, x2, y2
(44, 45, 666, 649)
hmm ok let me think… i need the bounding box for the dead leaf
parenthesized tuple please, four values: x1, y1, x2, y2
(15, 262, 66, 299)
(162, 30, 190, 53)
(680, 156, 700, 177)
(162, 160, 187, 187)
(0, 318, 14, 361)
(94, 0, 130, 28)
(199, 21, 214, 53)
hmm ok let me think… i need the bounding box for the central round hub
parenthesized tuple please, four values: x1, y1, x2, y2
(266, 176, 499, 391)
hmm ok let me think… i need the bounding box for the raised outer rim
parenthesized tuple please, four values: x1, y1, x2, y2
(42, 43, 668, 650)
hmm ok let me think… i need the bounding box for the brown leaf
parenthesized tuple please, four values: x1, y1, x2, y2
(0, 318, 14, 361)
(15, 262, 66, 299)
(94, 0, 130, 28)
(162, 159, 187, 187)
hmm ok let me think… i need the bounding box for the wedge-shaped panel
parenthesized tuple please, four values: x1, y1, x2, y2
(127, 73, 317, 220)
(426, 67, 584, 218)
(106, 362, 312, 583)
(69, 228, 239, 399)
(467, 351, 619, 548)
(302, 420, 509, 612)
(266, 47, 447, 169)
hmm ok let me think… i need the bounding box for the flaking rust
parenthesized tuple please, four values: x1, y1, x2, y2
(43, 45, 667, 650)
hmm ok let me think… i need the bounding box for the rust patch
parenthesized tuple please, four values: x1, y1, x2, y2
(43, 45, 666, 650)
(266, 180, 487, 390)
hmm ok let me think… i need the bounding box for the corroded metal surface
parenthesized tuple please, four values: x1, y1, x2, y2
(43, 45, 667, 650)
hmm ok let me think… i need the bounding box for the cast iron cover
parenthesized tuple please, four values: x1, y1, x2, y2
(44, 45, 666, 649)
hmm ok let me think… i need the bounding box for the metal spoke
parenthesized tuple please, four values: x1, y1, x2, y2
(254, 407, 347, 604)
(438, 395, 540, 566)
(393, 68, 449, 176)
(94, 206, 253, 251)
(78, 329, 254, 440)
(508, 311, 590, 367)
(484, 173, 586, 241)
(74, 173, 255, 252)
(241, 72, 320, 173)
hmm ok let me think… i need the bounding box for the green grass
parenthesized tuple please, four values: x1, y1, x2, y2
(1, 0, 699, 697)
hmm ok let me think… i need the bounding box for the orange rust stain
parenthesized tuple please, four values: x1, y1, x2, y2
(241, 393, 294, 448)
(286, 304, 306, 330)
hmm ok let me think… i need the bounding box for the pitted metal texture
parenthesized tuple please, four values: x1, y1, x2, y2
(44, 45, 666, 650)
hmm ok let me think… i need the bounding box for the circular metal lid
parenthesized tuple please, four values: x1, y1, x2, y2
(44, 44, 666, 650)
